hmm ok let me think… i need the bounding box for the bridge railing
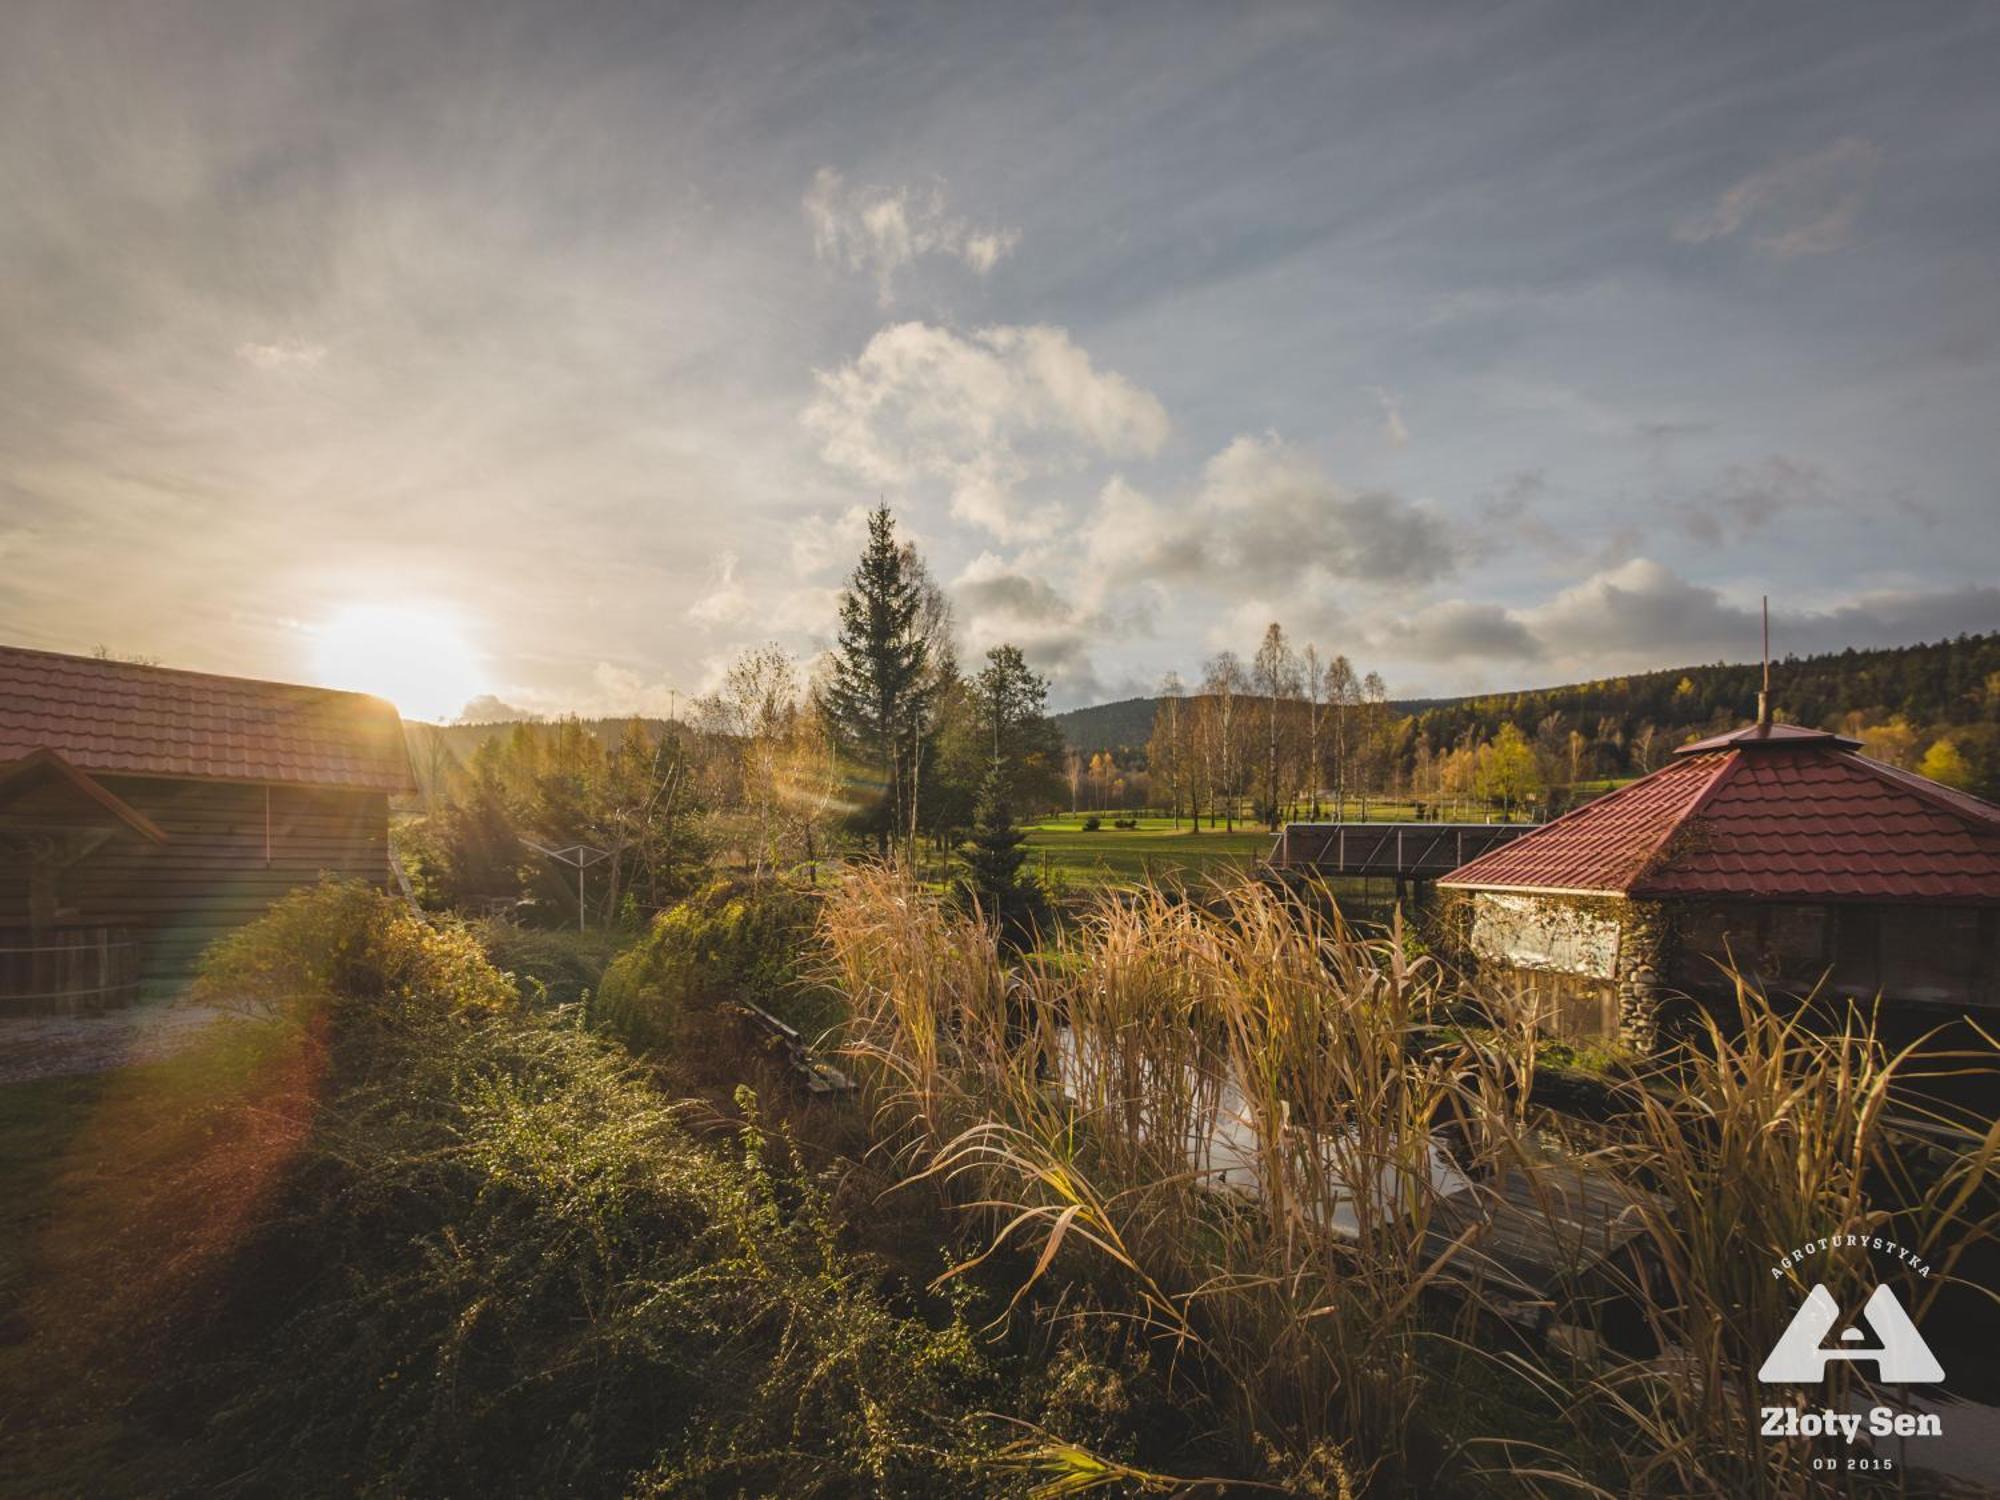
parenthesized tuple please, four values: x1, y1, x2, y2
(1267, 822, 1534, 878)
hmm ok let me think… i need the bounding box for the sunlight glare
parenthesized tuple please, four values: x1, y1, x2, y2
(309, 603, 488, 723)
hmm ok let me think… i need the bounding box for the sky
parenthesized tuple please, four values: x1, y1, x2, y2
(3, 0, 1998, 720)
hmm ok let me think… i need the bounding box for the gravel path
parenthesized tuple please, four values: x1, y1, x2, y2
(0, 999, 234, 1084)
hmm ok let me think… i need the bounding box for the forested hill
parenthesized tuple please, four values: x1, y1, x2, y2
(1054, 693, 1451, 755)
(1054, 633, 2000, 755)
(1048, 697, 1156, 756)
(1411, 631, 1999, 756)
(407, 716, 674, 766)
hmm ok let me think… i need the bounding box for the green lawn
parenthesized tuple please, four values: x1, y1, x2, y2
(1023, 813, 1274, 887)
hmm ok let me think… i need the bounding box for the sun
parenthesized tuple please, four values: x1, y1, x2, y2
(310, 603, 489, 723)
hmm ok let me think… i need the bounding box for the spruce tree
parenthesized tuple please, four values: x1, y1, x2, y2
(957, 645, 1051, 940)
(962, 759, 1028, 909)
(821, 506, 929, 857)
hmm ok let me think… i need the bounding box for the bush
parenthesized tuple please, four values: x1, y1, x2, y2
(172, 953, 1006, 1495)
(194, 878, 514, 1016)
(1112, 817, 1137, 830)
(1080, 815, 1101, 831)
(595, 878, 830, 1053)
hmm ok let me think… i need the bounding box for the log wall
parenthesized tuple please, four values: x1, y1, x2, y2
(0, 776, 391, 985)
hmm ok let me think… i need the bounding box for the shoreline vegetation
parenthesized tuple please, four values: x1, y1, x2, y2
(4, 874, 1993, 1498)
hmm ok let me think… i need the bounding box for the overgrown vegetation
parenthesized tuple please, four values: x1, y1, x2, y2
(2, 885, 1032, 1497)
(595, 876, 830, 1051)
(822, 867, 2000, 1497)
(7, 873, 1996, 1497)
(12, 499, 1998, 1499)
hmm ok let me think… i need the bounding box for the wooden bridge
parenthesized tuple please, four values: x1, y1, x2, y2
(1265, 821, 1535, 881)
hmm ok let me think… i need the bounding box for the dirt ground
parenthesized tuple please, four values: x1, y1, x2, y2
(0, 998, 233, 1085)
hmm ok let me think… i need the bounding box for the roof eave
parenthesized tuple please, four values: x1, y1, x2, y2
(1437, 880, 1632, 900)
(0, 748, 170, 844)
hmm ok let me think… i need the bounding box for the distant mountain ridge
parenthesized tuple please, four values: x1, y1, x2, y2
(1053, 693, 1448, 756)
(1051, 632, 2000, 755)
(405, 633, 1998, 770)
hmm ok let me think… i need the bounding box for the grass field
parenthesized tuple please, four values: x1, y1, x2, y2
(1023, 813, 1274, 887)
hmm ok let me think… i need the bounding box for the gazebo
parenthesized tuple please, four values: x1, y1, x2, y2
(1438, 720, 2000, 1048)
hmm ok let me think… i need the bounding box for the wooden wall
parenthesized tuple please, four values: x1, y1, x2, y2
(1487, 969, 1621, 1043)
(0, 776, 390, 985)
(1669, 900, 2000, 1010)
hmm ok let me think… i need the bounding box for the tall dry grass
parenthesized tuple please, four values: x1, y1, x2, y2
(820, 867, 1999, 1497)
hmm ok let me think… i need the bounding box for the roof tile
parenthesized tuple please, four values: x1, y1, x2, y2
(1442, 723, 2000, 905)
(0, 644, 415, 793)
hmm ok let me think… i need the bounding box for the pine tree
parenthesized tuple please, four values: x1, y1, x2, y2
(821, 506, 930, 857)
(958, 645, 1051, 940)
(962, 760, 1028, 909)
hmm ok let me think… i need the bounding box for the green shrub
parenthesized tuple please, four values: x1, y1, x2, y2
(193, 878, 514, 1016)
(595, 878, 831, 1052)
(172, 972, 1003, 1496)
(471, 919, 624, 1010)
(1080, 815, 1101, 831)
(127, 887, 1023, 1495)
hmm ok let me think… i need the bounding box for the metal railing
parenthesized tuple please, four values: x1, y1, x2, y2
(1267, 821, 1536, 877)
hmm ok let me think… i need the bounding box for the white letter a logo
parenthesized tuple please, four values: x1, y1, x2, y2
(1759, 1284, 1945, 1384)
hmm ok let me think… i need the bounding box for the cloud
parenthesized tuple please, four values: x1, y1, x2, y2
(1675, 137, 1882, 257)
(804, 321, 1170, 540)
(1369, 386, 1410, 447)
(952, 551, 1133, 705)
(456, 693, 530, 723)
(1377, 600, 1540, 662)
(1371, 560, 2000, 681)
(1679, 455, 1830, 544)
(803, 167, 1020, 303)
(1520, 559, 1750, 659)
(1797, 582, 2000, 652)
(1109, 433, 1454, 593)
(235, 339, 326, 371)
(582, 662, 684, 718)
(687, 550, 752, 627)
(787, 504, 874, 579)
(955, 562, 1075, 626)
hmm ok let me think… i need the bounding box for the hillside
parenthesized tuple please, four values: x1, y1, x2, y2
(1054, 632, 2000, 757)
(410, 715, 674, 759)
(1049, 697, 1158, 756)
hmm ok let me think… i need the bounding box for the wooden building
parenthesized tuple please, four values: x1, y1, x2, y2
(1437, 721, 2000, 1048)
(0, 644, 414, 1006)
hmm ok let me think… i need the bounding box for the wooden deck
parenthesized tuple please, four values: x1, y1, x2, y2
(1056, 1033, 1653, 1318)
(1421, 1160, 1656, 1305)
(1266, 822, 1536, 880)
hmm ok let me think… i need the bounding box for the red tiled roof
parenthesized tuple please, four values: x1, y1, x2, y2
(1440, 723, 2000, 905)
(1437, 752, 1733, 897)
(0, 644, 415, 794)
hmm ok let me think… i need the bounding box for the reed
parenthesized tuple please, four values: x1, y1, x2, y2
(819, 867, 1999, 1496)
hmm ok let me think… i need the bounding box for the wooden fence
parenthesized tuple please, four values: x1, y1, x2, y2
(0, 925, 146, 1012)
